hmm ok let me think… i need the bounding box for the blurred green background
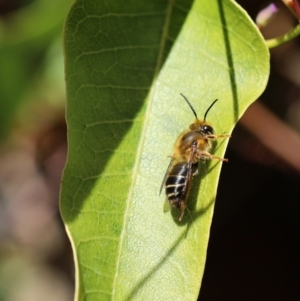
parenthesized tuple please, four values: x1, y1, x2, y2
(0, 1, 300, 301)
(0, 1, 73, 301)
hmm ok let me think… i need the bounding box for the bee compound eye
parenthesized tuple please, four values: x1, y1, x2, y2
(202, 125, 214, 135)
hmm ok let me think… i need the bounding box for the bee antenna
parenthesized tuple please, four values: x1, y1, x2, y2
(180, 93, 198, 120)
(204, 99, 218, 121)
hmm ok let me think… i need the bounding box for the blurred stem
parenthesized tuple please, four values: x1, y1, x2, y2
(265, 23, 300, 48)
(241, 102, 300, 172)
(281, 0, 300, 20)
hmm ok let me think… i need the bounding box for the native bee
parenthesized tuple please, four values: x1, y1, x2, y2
(160, 93, 230, 221)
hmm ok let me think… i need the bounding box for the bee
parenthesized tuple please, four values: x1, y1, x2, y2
(160, 93, 230, 221)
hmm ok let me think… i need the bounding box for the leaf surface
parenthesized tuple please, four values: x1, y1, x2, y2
(61, 0, 269, 300)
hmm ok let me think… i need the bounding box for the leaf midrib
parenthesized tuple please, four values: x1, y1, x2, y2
(111, 0, 176, 298)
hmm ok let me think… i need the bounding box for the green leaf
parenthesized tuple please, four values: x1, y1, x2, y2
(61, 0, 269, 300)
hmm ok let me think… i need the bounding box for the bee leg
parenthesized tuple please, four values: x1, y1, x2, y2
(178, 201, 186, 221)
(207, 134, 231, 139)
(193, 169, 199, 176)
(199, 151, 228, 162)
(192, 162, 199, 176)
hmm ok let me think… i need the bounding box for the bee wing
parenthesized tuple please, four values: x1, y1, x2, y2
(159, 157, 174, 195)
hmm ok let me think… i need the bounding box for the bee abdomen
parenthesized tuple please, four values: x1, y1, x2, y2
(165, 163, 188, 203)
(165, 162, 198, 208)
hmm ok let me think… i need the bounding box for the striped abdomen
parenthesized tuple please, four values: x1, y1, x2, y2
(165, 162, 198, 209)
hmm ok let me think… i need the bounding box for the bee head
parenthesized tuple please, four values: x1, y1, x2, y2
(189, 120, 214, 135)
(180, 93, 218, 135)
